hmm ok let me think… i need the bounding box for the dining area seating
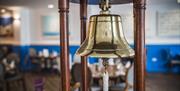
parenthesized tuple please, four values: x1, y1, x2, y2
(1, 46, 133, 91)
(0, 46, 26, 91)
(0, 63, 6, 91)
(89, 58, 133, 91)
(70, 62, 92, 91)
(26, 48, 60, 74)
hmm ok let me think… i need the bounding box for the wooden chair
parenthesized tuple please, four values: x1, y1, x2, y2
(24, 48, 42, 72)
(109, 58, 133, 91)
(0, 63, 6, 91)
(0, 46, 9, 62)
(71, 63, 92, 91)
(3, 53, 26, 91)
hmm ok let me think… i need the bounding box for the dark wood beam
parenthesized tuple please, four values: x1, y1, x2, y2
(133, 0, 146, 91)
(58, 0, 70, 91)
(80, 0, 88, 91)
(71, 0, 132, 5)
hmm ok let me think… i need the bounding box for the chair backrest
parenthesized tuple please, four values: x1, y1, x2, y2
(5, 53, 20, 74)
(0, 64, 5, 81)
(161, 49, 171, 61)
(0, 46, 8, 60)
(29, 48, 37, 57)
(24, 48, 37, 65)
(0, 49, 4, 60)
(6, 53, 20, 64)
(71, 63, 92, 87)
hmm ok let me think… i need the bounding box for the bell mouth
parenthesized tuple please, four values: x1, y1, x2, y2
(86, 48, 134, 54)
(76, 48, 135, 58)
(82, 51, 134, 58)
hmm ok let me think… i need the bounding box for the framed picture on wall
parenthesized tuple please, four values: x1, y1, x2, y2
(0, 8, 13, 37)
(157, 10, 180, 37)
(41, 15, 59, 36)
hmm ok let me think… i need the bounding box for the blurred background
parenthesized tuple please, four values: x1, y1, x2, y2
(0, 0, 179, 91)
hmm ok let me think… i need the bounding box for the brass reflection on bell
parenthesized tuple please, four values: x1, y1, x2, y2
(76, 0, 134, 58)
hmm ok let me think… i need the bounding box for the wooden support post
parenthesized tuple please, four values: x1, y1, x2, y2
(133, 0, 146, 91)
(80, 0, 88, 91)
(59, 0, 70, 91)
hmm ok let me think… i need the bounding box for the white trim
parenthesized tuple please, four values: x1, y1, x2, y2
(30, 40, 80, 46)
(0, 39, 179, 46)
(0, 40, 20, 45)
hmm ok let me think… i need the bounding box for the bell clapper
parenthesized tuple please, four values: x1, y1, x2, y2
(102, 58, 109, 91)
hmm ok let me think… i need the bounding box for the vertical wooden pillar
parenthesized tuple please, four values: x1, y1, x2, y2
(59, 0, 70, 91)
(133, 0, 146, 91)
(80, 0, 88, 91)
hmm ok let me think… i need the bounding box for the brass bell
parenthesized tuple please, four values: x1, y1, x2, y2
(76, 0, 134, 58)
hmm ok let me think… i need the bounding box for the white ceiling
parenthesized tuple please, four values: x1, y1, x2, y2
(0, 0, 178, 10)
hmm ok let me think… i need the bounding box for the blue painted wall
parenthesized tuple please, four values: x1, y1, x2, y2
(8, 45, 98, 71)
(2, 44, 180, 73)
(146, 44, 180, 73)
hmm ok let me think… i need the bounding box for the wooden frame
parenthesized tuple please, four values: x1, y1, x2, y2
(80, 0, 88, 91)
(59, 0, 70, 91)
(133, 0, 146, 91)
(58, 0, 146, 91)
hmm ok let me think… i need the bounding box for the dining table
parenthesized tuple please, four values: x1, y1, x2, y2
(30, 55, 59, 74)
(90, 64, 127, 87)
